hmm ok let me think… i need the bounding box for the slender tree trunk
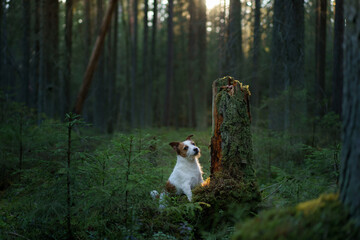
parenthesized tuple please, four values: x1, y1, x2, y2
(107, 0, 118, 133)
(197, 0, 207, 128)
(219, 0, 227, 76)
(32, 0, 40, 109)
(47, 0, 59, 118)
(332, 0, 344, 117)
(64, 0, 73, 116)
(340, 0, 360, 226)
(73, 0, 118, 114)
(252, 0, 261, 109)
(41, 0, 59, 118)
(22, 0, 30, 106)
(187, 0, 197, 128)
(85, 0, 92, 62)
(130, 0, 138, 128)
(269, 0, 304, 133)
(18, 114, 23, 181)
(269, 0, 285, 131)
(227, 0, 243, 79)
(148, 0, 157, 126)
(0, 0, 2, 89)
(163, 0, 174, 126)
(119, 0, 131, 127)
(105, 8, 112, 131)
(83, 0, 93, 122)
(66, 114, 74, 240)
(286, 0, 305, 138)
(141, 0, 149, 127)
(38, 0, 45, 121)
(94, 0, 105, 128)
(315, 0, 327, 116)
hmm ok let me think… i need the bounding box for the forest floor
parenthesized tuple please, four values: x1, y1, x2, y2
(0, 112, 341, 239)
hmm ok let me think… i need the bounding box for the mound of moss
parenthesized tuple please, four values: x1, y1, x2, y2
(232, 193, 360, 240)
(192, 172, 261, 231)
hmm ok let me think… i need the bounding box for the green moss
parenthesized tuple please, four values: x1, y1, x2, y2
(232, 194, 360, 240)
(192, 77, 261, 231)
(214, 77, 255, 180)
(192, 172, 261, 230)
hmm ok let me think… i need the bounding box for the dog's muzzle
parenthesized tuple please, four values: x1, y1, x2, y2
(193, 148, 199, 155)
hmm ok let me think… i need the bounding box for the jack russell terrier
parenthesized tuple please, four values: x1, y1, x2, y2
(151, 135, 204, 203)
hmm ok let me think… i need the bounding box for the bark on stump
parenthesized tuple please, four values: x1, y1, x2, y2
(193, 76, 260, 228)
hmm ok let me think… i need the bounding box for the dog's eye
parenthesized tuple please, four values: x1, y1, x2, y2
(191, 143, 195, 146)
(184, 146, 188, 150)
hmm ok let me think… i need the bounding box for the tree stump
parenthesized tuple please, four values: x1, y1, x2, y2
(193, 76, 260, 229)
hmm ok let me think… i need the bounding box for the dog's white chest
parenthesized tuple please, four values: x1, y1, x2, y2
(168, 156, 203, 200)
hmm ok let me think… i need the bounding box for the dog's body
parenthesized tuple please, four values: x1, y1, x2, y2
(151, 135, 203, 203)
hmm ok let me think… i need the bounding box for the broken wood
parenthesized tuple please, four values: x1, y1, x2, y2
(193, 77, 260, 229)
(73, 0, 118, 114)
(210, 76, 253, 178)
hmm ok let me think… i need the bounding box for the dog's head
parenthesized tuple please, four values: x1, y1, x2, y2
(169, 135, 201, 159)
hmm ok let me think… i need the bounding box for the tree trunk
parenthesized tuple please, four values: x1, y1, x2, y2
(22, 0, 31, 106)
(119, 0, 131, 128)
(340, 0, 360, 226)
(43, 0, 59, 118)
(285, 0, 305, 138)
(227, 0, 243, 79)
(252, 0, 261, 109)
(93, 0, 106, 128)
(315, 0, 327, 116)
(0, 0, 3, 89)
(197, 0, 207, 129)
(187, 0, 197, 128)
(269, 0, 304, 133)
(85, 0, 92, 62)
(210, 77, 254, 178)
(148, 0, 157, 126)
(332, 0, 344, 117)
(130, 0, 138, 128)
(193, 76, 260, 229)
(73, 0, 118, 114)
(32, 0, 40, 109)
(218, 0, 227, 76)
(163, 0, 174, 126)
(64, 0, 73, 116)
(82, 0, 93, 122)
(38, 0, 46, 120)
(269, 0, 286, 131)
(107, 0, 118, 133)
(140, 0, 149, 127)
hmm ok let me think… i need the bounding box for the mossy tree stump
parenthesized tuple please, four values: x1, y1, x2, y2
(193, 76, 260, 229)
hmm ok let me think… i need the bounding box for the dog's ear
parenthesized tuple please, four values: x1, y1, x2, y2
(169, 142, 180, 151)
(186, 135, 194, 140)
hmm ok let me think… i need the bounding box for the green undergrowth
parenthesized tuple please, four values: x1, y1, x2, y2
(232, 193, 360, 240)
(0, 99, 346, 239)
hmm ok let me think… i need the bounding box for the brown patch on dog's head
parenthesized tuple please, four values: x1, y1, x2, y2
(186, 135, 194, 140)
(169, 142, 188, 157)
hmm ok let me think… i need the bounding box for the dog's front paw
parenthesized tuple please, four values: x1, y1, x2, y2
(150, 190, 159, 200)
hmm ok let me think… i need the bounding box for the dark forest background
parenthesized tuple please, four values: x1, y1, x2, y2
(1, 0, 358, 239)
(0, 0, 343, 132)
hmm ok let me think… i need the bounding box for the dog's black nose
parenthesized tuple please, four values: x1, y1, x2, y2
(194, 148, 199, 154)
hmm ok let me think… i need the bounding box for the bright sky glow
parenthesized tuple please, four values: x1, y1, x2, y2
(206, 0, 221, 10)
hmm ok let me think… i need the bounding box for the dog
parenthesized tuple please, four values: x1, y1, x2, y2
(151, 135, 204, 204)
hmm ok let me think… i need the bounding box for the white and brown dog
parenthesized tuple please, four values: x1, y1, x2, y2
(151, 135, 203, 203)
